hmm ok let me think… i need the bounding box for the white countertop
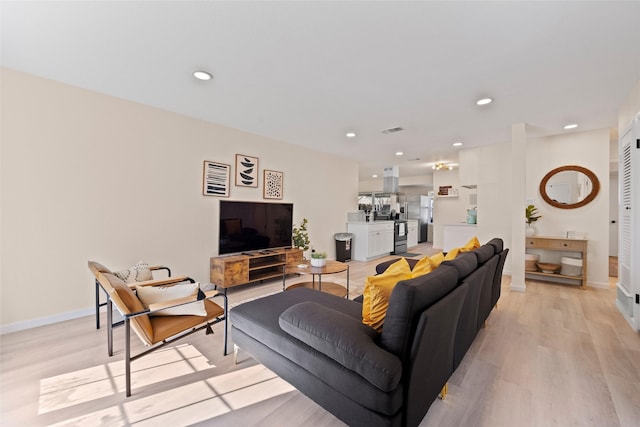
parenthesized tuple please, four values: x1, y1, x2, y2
(346, 220, 394, 224)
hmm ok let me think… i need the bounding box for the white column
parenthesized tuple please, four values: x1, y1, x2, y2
(511, 123, 527, 292)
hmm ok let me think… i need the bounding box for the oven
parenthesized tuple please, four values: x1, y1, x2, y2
(392, 220, 407, 255)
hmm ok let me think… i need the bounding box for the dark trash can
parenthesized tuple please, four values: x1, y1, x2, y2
(334, 233, 353, 262)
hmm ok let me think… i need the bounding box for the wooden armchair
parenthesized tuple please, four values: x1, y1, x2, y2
(92, 262, 173, 330)
(88, 261, 228, 397)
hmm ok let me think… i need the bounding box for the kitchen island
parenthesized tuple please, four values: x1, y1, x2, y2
(346, 221, 394, 261)
(443, 223, 477, 252)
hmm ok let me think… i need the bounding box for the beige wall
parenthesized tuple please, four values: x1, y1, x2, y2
(525, 129, 610, 286)
(438, 127, 610, 287)
(0, 69, 358, 330)
(619, 79, 640, 131)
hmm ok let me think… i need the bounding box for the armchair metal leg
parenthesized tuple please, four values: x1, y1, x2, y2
(125, 318, 131, 397)
(222, 294, 229, 356)
(107, 299, 114, 357)
(95, 280, 101, 329)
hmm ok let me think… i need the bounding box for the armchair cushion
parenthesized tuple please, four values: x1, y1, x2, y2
(279, 302, 402, 391)
(135, 282, 207, 316)
(115, 260, 153, 283)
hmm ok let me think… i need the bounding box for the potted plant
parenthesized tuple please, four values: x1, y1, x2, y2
(310, 251, 327, 267)
(525, 204, 541, 236)
(292, 218, 311, 256)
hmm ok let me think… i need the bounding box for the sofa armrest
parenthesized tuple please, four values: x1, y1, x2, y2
(279, 302, 402, 391)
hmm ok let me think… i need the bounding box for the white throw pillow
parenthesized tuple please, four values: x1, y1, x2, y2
(135, 282, 207, 317)
(114, 260, 153, 283)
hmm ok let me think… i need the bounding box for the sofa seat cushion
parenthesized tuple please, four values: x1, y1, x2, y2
(279, 301, 402, 391)
(231, 288, 403, 415)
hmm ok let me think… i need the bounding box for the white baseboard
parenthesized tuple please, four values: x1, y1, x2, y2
(587, 281, 610, 289)
(0, 306, 94, 335)
(510, 283, 527, 292)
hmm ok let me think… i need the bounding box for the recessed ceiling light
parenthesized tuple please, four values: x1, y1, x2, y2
(476, 98, 493, 106)
(372, 174, 378, 178)
(346, 132, 356, 138)
(395, 151, 403, 156)
(193, 70, 213, 81)
(564, 123, 578, 130)
(453, 141, 463, 147)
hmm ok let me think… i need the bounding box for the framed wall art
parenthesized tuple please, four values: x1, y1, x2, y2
(263, 169, 284, 200)
(203, 161, 230, 197)
(235, 154, 259, 187)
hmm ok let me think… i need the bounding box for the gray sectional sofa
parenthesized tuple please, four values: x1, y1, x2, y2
(230, 238, 508, 427)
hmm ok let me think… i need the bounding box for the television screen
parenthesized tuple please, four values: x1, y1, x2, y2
(219, 201, 293, 255)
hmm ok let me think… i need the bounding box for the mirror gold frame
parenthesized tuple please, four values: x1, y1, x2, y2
(539, 165, 600, 209)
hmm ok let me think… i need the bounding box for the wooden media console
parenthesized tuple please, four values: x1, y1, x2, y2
(210, 248, 303, 290)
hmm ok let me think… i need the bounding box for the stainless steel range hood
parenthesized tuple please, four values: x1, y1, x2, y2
(383, 166, 399, 193)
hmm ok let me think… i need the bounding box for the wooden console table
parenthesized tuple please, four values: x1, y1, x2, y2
(210, 248, 303, 291)
(525, 236, 588, 288)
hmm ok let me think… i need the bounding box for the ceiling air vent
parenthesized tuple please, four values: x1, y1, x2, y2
(381, 126, 404, 135)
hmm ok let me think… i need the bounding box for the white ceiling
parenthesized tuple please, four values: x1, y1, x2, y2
(3, 1, 640, 181)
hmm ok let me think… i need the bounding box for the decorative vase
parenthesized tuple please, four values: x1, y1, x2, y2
(526, 223, 536, 237)
(310, 258, 327, 267)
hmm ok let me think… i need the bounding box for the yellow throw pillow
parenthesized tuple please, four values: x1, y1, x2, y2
(362, 258, 412, 330)
(444, 247, 462, 260)
(464, 236, 481, 250)
(445, 237, 481, 260)
(411, 256, 435, 278)
(430, 252, 445, 268)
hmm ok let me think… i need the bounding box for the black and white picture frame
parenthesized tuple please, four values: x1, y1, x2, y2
(203, 161, 230, 197)
(235, 154, 259, 187)
(263, 169, 284, 199)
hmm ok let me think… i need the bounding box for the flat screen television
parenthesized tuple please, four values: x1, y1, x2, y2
(219, 200, 293, 255)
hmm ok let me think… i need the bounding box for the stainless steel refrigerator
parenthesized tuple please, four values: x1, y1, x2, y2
(402, 195, 432, 243)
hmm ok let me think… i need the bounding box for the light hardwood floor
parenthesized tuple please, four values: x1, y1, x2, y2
(1, 243, 638, 426)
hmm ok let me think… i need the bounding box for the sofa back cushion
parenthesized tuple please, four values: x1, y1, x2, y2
(472, 244, 495, 265)
(453, 264, 488, 368)
(491, 248, 509, 307)
(381, 264, 459, 358)
(441, 252, 477, 281)
(487, 237, 504, 253)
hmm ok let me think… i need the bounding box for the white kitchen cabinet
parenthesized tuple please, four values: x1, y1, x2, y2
(347, 221, 394, 261)
(407, 220, 418, 248)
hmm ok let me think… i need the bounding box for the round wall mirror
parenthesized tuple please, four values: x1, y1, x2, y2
(539, 165, 600, 209)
